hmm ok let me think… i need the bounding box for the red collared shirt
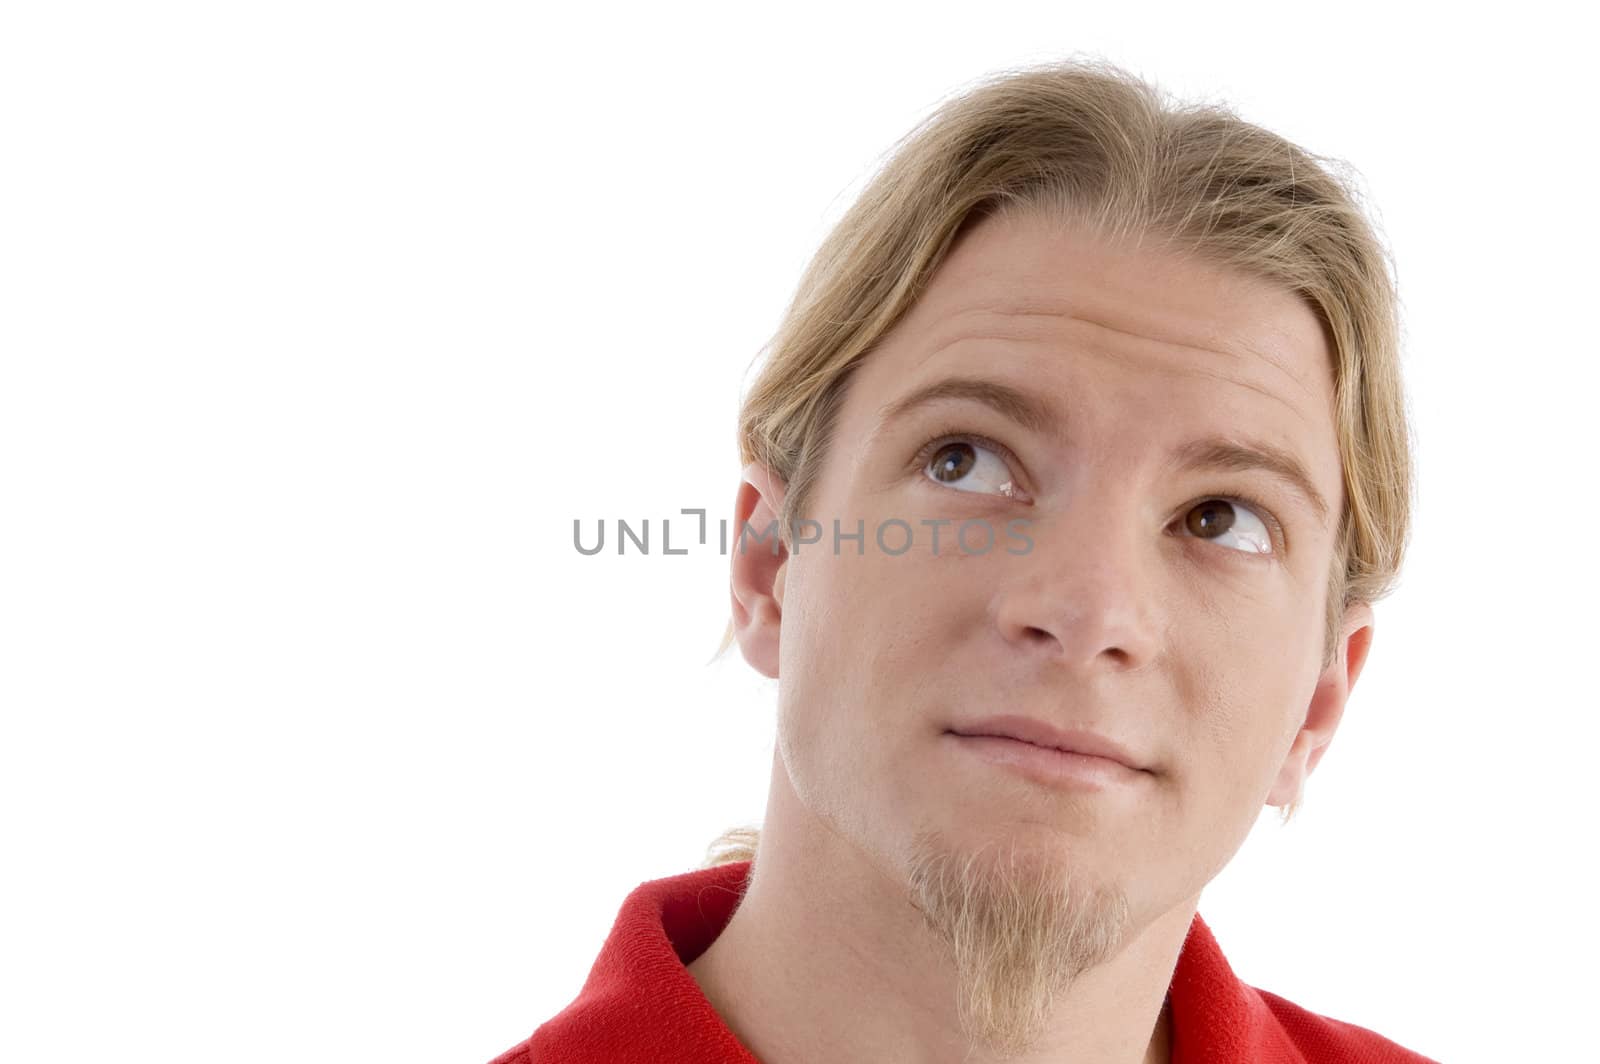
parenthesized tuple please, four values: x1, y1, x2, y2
(490, 861, 1437, 1063)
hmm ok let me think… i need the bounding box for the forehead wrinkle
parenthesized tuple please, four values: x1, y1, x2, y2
(913, 298, 1283, 373)
(906, 302, 1317, 418)
(1169, 361, 1319, 425)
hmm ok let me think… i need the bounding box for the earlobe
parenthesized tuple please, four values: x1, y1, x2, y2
(1266, 602, 1376, 808)
(729, 463, 789, 679)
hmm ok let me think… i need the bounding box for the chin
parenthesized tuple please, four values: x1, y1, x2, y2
(915, 819, 1085, 874)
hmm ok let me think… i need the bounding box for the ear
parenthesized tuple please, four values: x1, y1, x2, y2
(729, 462, 789, 679)
(1266, 601, 1376, 808)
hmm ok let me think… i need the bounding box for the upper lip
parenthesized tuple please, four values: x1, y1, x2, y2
(949, 715, 1150, 772)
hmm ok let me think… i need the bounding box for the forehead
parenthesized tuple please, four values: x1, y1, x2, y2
(844, 210, 1341, 495)
(901, 212, 1327, 399)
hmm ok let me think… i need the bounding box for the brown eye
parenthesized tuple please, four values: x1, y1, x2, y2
(929, 442, 977, 483)
(920, 437, 1024, 499)
(1185, 500, 1236, 538)
(1183, 499, 1273, 555)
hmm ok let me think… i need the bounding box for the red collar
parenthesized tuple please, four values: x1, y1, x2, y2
(498, 860, 1433, 1063)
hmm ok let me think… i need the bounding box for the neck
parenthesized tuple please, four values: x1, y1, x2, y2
(686, 751, 1192, 1064)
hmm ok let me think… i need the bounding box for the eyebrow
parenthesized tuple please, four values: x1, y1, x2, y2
(874, 376, 1062, 440)
(872, 375, 1333, 525)
(1172, 436, 1332, 525)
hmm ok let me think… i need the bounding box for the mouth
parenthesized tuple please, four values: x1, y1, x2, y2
(946, 730, 1148, 791)
(943, 713, 1153, 792)
(945, 715, 1149, 773)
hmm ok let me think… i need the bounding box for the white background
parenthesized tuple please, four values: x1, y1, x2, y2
(2, 3, 1594, 1062)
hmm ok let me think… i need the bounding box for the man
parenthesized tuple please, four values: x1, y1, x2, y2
(494, 59, 1435, 1063)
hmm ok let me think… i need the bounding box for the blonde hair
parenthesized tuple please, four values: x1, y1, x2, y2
(703, 58, 1412, 854)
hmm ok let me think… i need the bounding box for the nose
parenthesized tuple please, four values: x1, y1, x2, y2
(993, 502, 1163, 673)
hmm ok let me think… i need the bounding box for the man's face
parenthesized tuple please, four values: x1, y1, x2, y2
(737, 209, 1367, 995)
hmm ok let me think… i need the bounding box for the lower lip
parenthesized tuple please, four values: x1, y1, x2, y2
(949, 733, 1146, 791)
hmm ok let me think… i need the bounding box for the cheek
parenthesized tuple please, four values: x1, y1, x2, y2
(774, 547, 985, 804)
(774, 553, 900, 764)
(1175, 582, 1316, 782)
(780, 547, 952, 719)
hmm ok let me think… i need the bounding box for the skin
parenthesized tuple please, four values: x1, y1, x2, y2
(689, 208, 1375, 1064)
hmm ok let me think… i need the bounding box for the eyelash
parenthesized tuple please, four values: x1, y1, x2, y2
(910, 427, 1288, 553)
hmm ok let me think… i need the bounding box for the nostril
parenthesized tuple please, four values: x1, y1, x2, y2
(1025, 626, 1056, 645)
